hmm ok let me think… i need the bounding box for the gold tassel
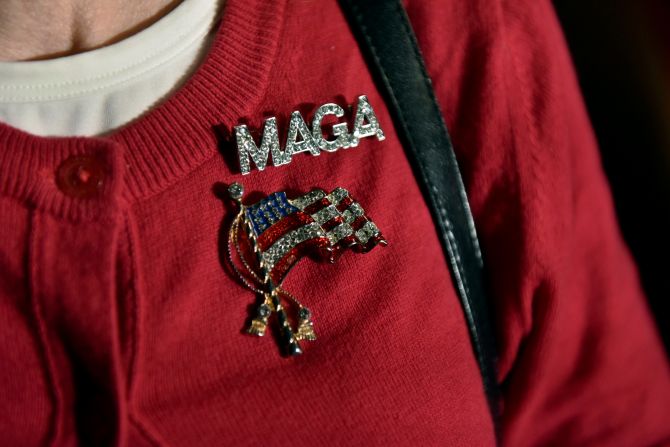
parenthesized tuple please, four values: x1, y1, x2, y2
(295, 307, 316, 341)
(247, 318, 268, 337)
(247, 295, 273, 337)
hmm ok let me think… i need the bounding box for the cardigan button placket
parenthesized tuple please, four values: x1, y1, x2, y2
(21, 141, 133, 445)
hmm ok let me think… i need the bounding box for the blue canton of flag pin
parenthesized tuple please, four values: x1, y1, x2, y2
(226, 182, 387, 356)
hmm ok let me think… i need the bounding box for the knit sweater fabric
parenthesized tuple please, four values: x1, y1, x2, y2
(0, 0, 668, 445)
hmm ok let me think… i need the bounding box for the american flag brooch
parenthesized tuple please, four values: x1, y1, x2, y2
(226, 182, 387, 356)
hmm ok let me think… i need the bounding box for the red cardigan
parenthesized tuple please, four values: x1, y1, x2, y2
(0, 0, 668, 445)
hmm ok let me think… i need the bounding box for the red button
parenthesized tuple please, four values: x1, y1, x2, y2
(56, 155, 105, 199)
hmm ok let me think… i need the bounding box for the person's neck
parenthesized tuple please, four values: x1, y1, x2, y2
(0, 0, 182, 61)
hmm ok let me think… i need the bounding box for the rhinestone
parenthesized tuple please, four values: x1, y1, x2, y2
(228, 183, 244, 200)
(258, 304, 271, 317)
(299, 307, 311, 320)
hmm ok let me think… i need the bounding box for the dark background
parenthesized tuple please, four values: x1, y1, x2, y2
(554, 0, 670, 351)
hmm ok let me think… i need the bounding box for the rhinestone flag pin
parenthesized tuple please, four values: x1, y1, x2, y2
(226, 182, 387, 356)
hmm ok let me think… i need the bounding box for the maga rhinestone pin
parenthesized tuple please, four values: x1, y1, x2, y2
(234, 95, 385, 175)
(226, 182, 387, 356)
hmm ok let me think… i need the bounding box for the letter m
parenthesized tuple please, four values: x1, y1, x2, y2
(235, 117, 280, 175)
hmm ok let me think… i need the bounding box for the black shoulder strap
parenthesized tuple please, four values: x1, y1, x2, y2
(339, 0, 500, 425)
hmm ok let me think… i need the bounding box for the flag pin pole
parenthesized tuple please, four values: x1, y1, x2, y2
(228, 183, 303, 356)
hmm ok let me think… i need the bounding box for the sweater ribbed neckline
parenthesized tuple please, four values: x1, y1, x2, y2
(0, 0, 287, 220)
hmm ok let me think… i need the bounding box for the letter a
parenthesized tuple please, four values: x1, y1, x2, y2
(350, 95, 385, 148)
